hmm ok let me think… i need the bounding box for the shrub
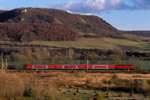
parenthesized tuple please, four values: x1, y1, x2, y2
(129, 59, 146, 70)
(105, 92, 111, 98)
(129, 90, 134, 97)
(118, 92, 124, 97)
(9, 52, 28, 62)
(134, 80, 150, 94)
(93, 91, 103, 100)
(85, 79, 92, 87)
(141, 80, 149, 94)
(111, 73, 118, 80)
(87, 52, 100, 60)
(25, 87, 34, 97)
(108, 54, 121, 64)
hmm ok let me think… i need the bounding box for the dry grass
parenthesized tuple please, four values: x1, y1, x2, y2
(12, 71, 150, 91)
(0, 70, 24, 100)
(0, 70, 56, 100)
(1, 70, 150, 99)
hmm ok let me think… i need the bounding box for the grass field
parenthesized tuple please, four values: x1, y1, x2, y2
(28, 37, 150, 52)
(1, 70, 150, 100)
(0, 34, 150, 52)
(29, 38, 116, 49)
(0, 37, 150, 53)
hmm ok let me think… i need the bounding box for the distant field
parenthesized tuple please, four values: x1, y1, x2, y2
(29, 37, 116, 49)
(29, 37, 150, 51)
(0, 37, 149, 52)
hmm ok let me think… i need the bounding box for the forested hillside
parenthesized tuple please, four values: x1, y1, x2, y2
(0, 8, 124, 42)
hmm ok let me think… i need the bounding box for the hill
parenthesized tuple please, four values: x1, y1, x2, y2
(0, 8, 150, 66)
(0, 8, 124, 42)
(126, 31, 150, 37)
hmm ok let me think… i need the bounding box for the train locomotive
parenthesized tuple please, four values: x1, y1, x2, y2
(26, 64, 134, 70)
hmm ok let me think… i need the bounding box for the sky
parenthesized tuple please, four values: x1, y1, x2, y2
(0, 0, 150, 30)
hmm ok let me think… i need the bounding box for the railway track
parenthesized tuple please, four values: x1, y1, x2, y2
(6, 69, 150, 74)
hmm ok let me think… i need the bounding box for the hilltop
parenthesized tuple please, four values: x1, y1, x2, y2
(0, 8, 124, 42)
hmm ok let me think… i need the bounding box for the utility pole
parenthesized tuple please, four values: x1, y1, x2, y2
(1, 53, 4, 70)
(87, 59, 89, 71)
(5, 58, 8, 70)
(1, 58, 4, 70)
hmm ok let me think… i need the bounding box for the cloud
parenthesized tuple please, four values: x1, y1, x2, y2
(49, 0, 150, 14)
(59, 0, 125, 13)
(131, 0, 150, 9)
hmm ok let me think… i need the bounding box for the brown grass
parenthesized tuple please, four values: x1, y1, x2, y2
(0, 70, 56, 100)
(0, 70, 24, 100)
(1, 70, 150, 99)
(16, 71, 150, 87)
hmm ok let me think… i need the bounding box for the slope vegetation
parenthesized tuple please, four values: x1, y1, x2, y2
(0, 8, 124, 42)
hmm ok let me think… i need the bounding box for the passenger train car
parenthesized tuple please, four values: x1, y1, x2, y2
(25, 64, 134, 70)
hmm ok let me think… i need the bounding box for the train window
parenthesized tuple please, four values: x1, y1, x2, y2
(56, 65, 62, 68)
(64, 65, 76, 68)
(94, 65, 106, 68)
(78, 65, 87, 68)
(48, 65, 55, 68)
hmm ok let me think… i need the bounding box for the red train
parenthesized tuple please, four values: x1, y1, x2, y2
(25, 64, 134, 70)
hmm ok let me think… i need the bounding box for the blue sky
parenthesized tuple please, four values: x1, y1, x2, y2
(0, 0, 150, 30)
